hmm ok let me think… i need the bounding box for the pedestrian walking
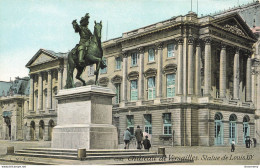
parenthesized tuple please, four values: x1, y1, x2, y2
(123, 128, 133, 149)
(231, 140, 235, 152)
(142, 135, 151, 151)
(245, 136, 250, 148)
(249, 138, 252, 148)
(135, 125, 143, 149)
(252, 138, 257, 147)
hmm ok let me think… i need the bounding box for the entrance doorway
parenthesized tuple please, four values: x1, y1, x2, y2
(4, 117, 11, 140)
(214, 112, 223, 145)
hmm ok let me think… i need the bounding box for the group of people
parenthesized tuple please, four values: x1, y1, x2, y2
(245, 137, 257, 148)
(231, 137, 257, 152)
(123, 125, 151, 151)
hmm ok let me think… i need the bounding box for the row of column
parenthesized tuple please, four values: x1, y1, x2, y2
(29, 67, 63, 112)
(121, 43, 164, 103)
(120, 37, 252, 102)
(177, 36, 252, 101)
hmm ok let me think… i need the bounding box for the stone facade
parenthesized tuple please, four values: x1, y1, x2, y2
(24, 49, 67, 141)
(84, 11, 258, 146)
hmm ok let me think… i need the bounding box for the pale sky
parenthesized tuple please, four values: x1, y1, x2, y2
(0, 0, 253, 81)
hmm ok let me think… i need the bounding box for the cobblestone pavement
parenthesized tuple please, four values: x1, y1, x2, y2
(0, 141, 259, 165)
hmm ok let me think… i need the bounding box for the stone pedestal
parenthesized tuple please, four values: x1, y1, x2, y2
(51, 85, 118, 149)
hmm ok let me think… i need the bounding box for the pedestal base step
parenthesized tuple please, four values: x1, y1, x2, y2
(13, 148, 162, 160)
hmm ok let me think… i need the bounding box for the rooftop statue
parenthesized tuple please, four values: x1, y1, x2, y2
(65, 13, 106, 88)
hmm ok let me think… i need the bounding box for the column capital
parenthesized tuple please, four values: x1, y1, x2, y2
(245, 50, 252, 57)
(122, 51, 128, 58)
(203, 37, 212, 45)
(235, 47, 240, 54)
(176, 37, 184, 44)
(220, 42, 227, 49)
(155, 42, 163, 50)
(138, 47, 145, 54)
(47, 70, 52, 74)
(188, 36, 194, 45)
(195, 39, 202, 47)
(57, 66, 64, 72)
(37, 72, 43, 76)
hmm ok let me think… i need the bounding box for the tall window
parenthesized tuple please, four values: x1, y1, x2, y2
(243, 116, 250, 144)
(229, 114, 237, 144)
(130, 80, 138, 101)
(148, 48, 155, 62)
(115, 57, 121, 70)
(127, 115, 134, 135)
(148, 77, 156, 100)
(214, 112, 223, 145)
(100, 58, 107, 74)
(163, 113, 172, 135)
(115, 83, 121, 104)
(166, 74, 175, 98)
(88, 65, 94, 76)
(144, 114, 152, 134)
(131, 53, 138, 66)
(167, 43, 174, 57)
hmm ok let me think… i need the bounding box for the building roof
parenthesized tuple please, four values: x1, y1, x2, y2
(211, 1, 260, 28)
(0, 81, 12, 97)
(0, 77, 30, 97)
(10, 77, 30, 95)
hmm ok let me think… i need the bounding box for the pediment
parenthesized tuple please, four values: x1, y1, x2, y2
(212, 13, 256, 40)
(31, 53, 55, 66)
(144, 68, 157, 77)
(163, 64, 177, 74)
(99, 77, 109, 86)
(26, 49, 59, 67)
(128, 71, 139, 80)
(111, 75, 122, 84)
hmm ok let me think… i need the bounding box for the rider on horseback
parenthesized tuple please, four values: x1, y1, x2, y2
(72, 13, 92, 67)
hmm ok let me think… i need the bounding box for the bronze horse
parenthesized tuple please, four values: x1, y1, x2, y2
(65, 21, 106, 88)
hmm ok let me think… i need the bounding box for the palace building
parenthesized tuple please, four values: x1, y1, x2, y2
(0, 77, 30, 140)
(95, 11, 258, 146)
(1, 1, 260, 146)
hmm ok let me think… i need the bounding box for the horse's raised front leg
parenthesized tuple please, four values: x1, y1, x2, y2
(76, 66, 86, 86)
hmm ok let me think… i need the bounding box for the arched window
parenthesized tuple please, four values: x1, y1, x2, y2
(229, 114, 237, 144)
(39, 120, 44, 140)
(214, 112, 223, 145)
(30, 121, 35, 141)
(243, 115, 250, 144)
(48, 120, 55, 141)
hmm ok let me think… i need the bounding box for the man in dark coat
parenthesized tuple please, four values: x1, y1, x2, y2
(143, 135, 151, 151)
(135, 125, 143, 149)
(252, 138, 257, 147)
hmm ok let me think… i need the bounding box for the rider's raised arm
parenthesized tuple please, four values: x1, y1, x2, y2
(72, 20, 81, 33)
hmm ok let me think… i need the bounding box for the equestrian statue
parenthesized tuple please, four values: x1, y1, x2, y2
(65, 13, 106, 88)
